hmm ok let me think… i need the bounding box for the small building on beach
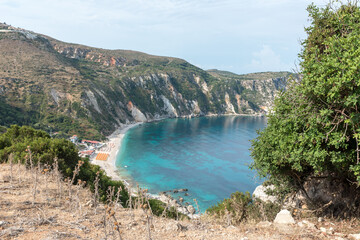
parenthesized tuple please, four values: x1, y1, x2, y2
(70, 135, 78, 143)
(79, 150, 95, 158)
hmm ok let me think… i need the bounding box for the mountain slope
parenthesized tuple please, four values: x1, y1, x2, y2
(0, 23, 294, 139)
(207, 69, 291, 113)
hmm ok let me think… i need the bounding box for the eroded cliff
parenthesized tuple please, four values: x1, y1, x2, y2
(0, 23, 294, 139)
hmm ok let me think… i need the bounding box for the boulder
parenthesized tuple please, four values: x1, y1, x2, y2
(283, 191, 307, 209)
(273, 209, 295, 224)
(187, 205, 196, 214)
(256, 221, 272, 228)
(0, 221, 8, 227)
(170, 199, 178, 207)
(301, 220, 317, 230)
(176, 223, 187, 231)
(349, 234, 360, 240)
(252, 185, 277, 203)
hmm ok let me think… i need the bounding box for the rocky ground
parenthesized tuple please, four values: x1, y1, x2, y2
(0, 163, 359, 240)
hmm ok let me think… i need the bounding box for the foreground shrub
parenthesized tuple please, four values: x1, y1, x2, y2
(0, 125, 129, 205)
(0, 125, 186, 219)
(207, 191, 280, 224)
(251, 2, 360, 217)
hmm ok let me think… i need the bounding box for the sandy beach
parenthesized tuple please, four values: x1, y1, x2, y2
(89, 120, 204, 218)
(91, 122, 141, 183)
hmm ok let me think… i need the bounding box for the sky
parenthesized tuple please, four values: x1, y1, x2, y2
(0, 0, 329, 74)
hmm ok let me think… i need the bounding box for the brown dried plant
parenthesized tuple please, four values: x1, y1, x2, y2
(9, 153, 13, 184)
(93, 171, 100, 214)
(140, 188, 153, 240)
(75, 179, 86, 215)
(67, 160, 84, 203)
(52, 157, 62, 201)
(42, 164, 50, 203)
(194, 198, 201, 223)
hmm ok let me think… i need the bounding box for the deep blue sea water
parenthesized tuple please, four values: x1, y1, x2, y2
(115, 116, 266, 212)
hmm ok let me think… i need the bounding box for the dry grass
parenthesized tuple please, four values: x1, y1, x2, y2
(0, 163, 359, 240)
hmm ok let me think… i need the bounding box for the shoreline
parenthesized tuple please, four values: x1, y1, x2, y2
(90, 120, 200, 217)
(91, 122, 141, 183)
(91, 113, 263, 181)
(90, 114, 264, 217)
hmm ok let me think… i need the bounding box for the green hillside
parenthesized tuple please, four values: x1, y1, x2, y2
(0, 23, 293, 139)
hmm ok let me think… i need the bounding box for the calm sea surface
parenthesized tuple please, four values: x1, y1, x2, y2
(115, 116, 266, 211)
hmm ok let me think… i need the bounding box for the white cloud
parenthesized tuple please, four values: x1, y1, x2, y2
(247, 45, 293, 73)
(0, 0, 329, 73)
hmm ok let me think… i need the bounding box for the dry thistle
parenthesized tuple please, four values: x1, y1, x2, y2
(9, 153, 14, 184)
(114, 187, 123, 211)
(140, 189, 153, 240)
(93, 171, 100, 214)
(17, 155, 22, 184)
(27, 146, 33, 171)
(107, 206, 123, 240)
(67, 160, 83, 204)
(194, 198, 201, 220)
(43, 164, 50, 203)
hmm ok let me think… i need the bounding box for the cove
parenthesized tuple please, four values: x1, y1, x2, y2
(115, 116, 266, 212)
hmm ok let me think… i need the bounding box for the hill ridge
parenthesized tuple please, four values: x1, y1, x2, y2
(0, 21, 293, 139)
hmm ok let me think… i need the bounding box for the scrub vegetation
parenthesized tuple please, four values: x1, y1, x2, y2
(251, 1, 360, 217)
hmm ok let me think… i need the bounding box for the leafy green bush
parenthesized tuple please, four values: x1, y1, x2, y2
(207, 191, 280, 224)
(0, 125, 188, 218)
(251, 2, 360, 209)
(148, 199, 188, 219)
(0, 125, 129, 205)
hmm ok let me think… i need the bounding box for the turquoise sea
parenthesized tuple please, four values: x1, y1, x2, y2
(115, 116, 266, 212)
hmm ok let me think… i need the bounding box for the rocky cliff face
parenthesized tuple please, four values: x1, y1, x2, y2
(0, 24, 294, 139)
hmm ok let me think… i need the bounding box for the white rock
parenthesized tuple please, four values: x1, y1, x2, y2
(257, 221, 272, 228)
(349, 234, 360, 240)
(335, 237, 346, 240)
(131, 106, 147, 122)
(252, 185, 277, 203)
(165, 222, 178, 231)
(320, 227, 327, 233)
(225, 92, 236, 113)
(160, 95, 178, 117)
(302, 220, 317, 230)
(273, 209, 295, 224)
(297, 222, 305, 228)
(0, 221, 8, 227)
(86, 90, 101, 113)
(187, 205, 196, 214)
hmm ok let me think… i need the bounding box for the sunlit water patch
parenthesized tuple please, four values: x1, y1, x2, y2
(116, 116, 266, 212)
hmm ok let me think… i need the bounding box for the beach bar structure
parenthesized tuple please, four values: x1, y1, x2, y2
(70, 135, 78, 143)
(81, 140, 103, 149)
(82, 140, 101, 145)
(79, 150, 95, 158)
(95, 153, 109, 161)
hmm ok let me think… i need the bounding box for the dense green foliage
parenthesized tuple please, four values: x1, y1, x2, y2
(251, 2, 360, 197)
(0, 125, 184, 219)
(207, 191, 280, 223)
(0, 125, 129, 204)
(148, 199, 188, 220)
(0, 23, 290, 140)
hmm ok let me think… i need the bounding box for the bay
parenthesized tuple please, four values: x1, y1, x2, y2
(115, 116, 266, 212)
